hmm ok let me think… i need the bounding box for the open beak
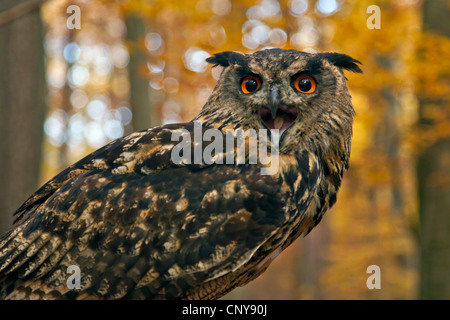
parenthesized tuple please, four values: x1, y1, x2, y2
(260, 86, 298, 135)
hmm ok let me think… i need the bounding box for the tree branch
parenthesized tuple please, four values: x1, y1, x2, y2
(0, 0, 47, 26)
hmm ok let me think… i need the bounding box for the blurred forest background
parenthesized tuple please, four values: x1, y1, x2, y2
(0, 0, 449, 299)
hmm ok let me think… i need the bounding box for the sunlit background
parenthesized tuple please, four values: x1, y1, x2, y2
(41, 0, 353, 171)
(0, 0, 449, 299)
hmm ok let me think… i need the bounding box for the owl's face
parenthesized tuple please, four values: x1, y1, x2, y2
(198, 48, 361, 156)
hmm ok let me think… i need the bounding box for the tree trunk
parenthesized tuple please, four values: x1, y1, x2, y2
(125, 14, 156, 131)
(418, 0, 450, 300)
(0, 1, 46, 236)
(418, 140, 450, 299)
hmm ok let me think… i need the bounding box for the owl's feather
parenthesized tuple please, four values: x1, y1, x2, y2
(0, 123, 320, 299)
(0, 48, 361, 299)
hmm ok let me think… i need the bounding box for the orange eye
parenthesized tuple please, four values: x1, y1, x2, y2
(294, 75, 316, 93)
(241, 75, 261, 94)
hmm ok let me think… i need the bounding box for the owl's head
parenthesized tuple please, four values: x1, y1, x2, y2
(196, 48, 361, 157)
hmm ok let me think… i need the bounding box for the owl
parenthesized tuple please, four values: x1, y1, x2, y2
(0, 48, 361, 299)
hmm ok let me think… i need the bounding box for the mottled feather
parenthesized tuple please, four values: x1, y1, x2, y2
(0, 48, 360, 299)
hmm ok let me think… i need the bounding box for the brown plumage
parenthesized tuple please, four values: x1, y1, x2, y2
(0, 48, 361, 299)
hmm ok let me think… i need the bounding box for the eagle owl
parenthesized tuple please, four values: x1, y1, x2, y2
(0, 48, 361, 299)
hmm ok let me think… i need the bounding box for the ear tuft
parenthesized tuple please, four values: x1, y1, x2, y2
(206, 51, 246, 68)
(321, 52, 363, 73)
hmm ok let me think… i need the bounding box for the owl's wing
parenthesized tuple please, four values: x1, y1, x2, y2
(11, 123, 187, 225)
(0, 122, 320, 299)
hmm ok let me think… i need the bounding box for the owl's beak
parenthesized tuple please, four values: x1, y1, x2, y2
(260, 86, 298, 135)
(269, 86, 281, 119)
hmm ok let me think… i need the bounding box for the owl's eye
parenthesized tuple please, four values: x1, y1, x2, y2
(293, 75, 316, 93)
(241, 75, 261, 94)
